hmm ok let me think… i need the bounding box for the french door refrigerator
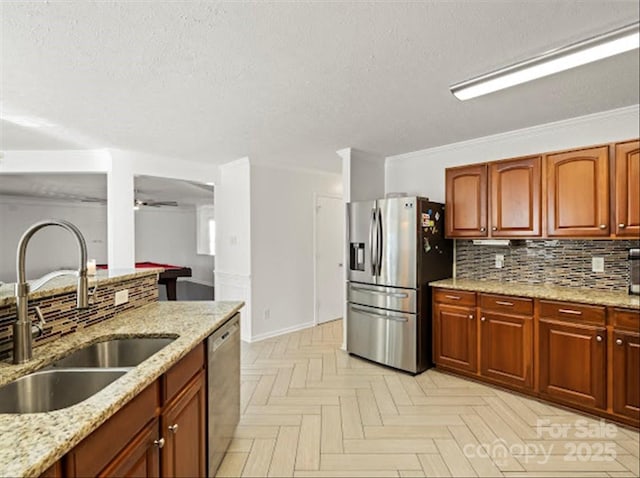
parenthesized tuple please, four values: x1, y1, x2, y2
(346, 197, 452, 373)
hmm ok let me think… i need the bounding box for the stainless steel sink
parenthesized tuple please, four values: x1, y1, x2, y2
(47, 337, 175, 369)
(0, 369, 126, 413)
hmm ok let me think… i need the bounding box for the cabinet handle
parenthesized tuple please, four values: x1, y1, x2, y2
(558, 308, 582, 316)
(495, 300, 514, 306)
(616, 338, 623, 346)
(168, 424, 179, 433)
(154, 438, 165, 449)
(480, 316, 486, 322)
(599, 224, 607, 230)
(492, 227, 497, 231)
(480, 227, 486, 232)
(619, 223, 626, 229)
(445, 295, 461, 300)
(596, 335, 603, 342)
(468, 314, 474, 320)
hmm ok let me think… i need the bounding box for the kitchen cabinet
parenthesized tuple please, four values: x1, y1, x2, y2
(479, 294, 533, 389)
(614, 140, 640, 237)
(64, 344, 205, 478)
(445, 164, 488, 237)
(489, 156, 542, 237)
(612, 330, 640, 420)
(433, 289, 477, 372)
(40, 462, 62, 478)
(99, 419, 161, 478)
(538, 299, 607, 409)
(546, 145, 610, 237)
(161, 370, 206, 478)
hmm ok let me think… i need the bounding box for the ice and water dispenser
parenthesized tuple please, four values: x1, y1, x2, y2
(350, 243, 365, 271)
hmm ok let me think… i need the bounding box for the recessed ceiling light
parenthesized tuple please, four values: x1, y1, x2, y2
(450, 21, 640, 100)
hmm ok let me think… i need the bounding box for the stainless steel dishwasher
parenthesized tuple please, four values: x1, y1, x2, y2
(207, 313, 240, 477)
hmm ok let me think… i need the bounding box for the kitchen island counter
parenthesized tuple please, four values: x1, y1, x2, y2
(0, 300, 243, 478)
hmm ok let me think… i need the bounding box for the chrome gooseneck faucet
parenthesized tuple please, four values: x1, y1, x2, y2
(13, 220, 90, 364)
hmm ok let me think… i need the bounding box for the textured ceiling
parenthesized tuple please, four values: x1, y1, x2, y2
(0, 174, 213, 207)
(1, 1, 638, 172)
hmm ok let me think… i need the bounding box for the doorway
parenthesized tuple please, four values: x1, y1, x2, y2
(314, 195, 344, 324)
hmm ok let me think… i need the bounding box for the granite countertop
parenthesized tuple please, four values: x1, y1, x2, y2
(0, 300, 244, 478)
(430, 278, 640, 309)
(0, 268, 164, 307)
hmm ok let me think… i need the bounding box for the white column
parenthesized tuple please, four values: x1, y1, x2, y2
(107, 156, 135, 269)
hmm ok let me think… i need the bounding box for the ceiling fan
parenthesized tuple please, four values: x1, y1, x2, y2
(134, 198, 178, 208)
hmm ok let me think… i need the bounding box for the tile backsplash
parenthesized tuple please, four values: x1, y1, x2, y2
(0, 274, 158, 360)
(455, 239, 640, 292)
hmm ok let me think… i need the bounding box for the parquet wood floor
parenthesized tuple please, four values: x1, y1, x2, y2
(216, 319, 639, 477)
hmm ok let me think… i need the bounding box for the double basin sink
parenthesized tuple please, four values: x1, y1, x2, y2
(0, 337, 174, 414)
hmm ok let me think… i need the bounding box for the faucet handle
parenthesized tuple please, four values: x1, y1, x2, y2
(32, 306, 46, 337)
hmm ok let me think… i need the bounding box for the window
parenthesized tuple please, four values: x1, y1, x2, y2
(197, 205, 215, 255)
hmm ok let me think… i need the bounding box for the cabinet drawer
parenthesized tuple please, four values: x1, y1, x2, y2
(539, 300, 605, 325)
(611, 308, 640, 331)
(163, 343, 205, 404)
(480, 294, 533, 315)
(434, 288, 476, 306)
(65, 380, 159, 477)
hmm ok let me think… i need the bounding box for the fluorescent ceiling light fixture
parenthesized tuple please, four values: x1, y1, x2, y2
(450, 21, 639, 100)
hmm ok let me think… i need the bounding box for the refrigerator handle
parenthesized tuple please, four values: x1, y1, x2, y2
(369, 208, 377, 276)
(376, 208, 383, 276)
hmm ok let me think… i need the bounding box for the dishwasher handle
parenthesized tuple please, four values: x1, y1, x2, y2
(212, 321, 239, 352)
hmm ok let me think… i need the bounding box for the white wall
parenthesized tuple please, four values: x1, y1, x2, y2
(135, 207, 214, 285)
(339, 148, 386, 202)
(0, 197, 108, 282)
(214, 158, 252, 340)
(386, 105, 640, 202)
(250, 164, 342, 340)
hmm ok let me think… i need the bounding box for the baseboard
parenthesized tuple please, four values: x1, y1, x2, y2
(247, 320, 315, 343)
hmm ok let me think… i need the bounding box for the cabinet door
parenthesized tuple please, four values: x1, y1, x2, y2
(546, 146, 610, 237)
(161, 370, 206, 478)
(99, 419, 160, 478)
(612, 330, 640, 420)
(434, 303, 477, 372)
(445, 164, 488, 237)
(539, 319, 606, 409)
(490, 156, 541, 237)
(614, 140, 640, 237)
(480, 312, 533, 389)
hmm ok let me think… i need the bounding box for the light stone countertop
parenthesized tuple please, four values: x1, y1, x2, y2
(430, 278, 640, 309)
(0, 268, 164, 307)
(0, 300, 244, 478)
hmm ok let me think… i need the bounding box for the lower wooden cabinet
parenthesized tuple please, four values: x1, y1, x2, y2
(612, 329, 640, 420)
(538, 319, 607, 409)
(433, 303, 477, 373)
(480, 312, 533, 389)
(161, 370, 206, 478)
(99, 419, 161, 478)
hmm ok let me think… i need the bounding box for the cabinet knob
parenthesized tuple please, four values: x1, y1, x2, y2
(599, 224, 607, 230)
(168, 424, 179, 433)
(616, 338, 623, 346)
(619, 223, 626, 229)
(480, 227, 486, 232)
(468, 314, 474, 320)
(480, 316, 486, 322)
(491, 227, 497, 231)
(596, 335, 603, 342)
(154, 438, 165, 449)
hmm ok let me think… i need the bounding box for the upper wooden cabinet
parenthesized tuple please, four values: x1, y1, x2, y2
(546, 145, 610, 237)
(615, 140, 640, 237)
(490, 156, 541, 237)
(445, 164, 488, 237)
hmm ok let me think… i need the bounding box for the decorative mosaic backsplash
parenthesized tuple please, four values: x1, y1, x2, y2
(0, 275, 158, 360)
(455, 239, 640, 292)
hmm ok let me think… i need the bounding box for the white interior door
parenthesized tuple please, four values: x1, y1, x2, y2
(315, 195, 344, 324)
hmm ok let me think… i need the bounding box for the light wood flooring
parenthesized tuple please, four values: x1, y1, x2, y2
(216, 319, 639, 477)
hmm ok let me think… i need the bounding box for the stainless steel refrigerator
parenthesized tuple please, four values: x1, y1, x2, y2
(346, 197, 452, 373)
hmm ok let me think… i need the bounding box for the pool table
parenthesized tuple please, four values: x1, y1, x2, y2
(97, 262, 192, 301)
